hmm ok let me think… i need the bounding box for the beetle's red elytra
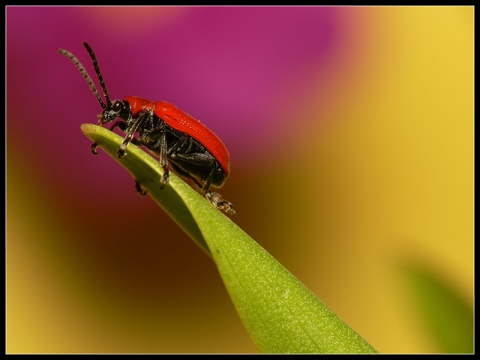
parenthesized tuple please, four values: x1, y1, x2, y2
(59, 42, 235, 215)
(124, 96, 230, 177)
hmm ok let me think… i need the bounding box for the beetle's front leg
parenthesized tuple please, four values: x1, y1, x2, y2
(91, 120, 127, 155)
(117, 111, 149, 159)
(135, 180, 147, 196)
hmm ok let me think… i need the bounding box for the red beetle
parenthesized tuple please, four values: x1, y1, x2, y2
(59, 42, 235, 215)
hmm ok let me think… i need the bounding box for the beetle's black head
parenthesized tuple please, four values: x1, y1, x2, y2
(98, 100, 130, 124)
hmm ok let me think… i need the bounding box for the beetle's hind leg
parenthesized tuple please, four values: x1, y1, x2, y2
(169, 163, 235, 215)
(205, 191, 235, 215)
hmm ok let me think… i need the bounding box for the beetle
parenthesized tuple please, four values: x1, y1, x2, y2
(59, 42, 235, 215)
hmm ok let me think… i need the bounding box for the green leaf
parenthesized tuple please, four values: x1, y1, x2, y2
(402, 263, 473, 353)
(81, 123, 377, 354)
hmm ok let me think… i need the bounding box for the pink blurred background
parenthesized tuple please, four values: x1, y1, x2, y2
(7, 6, 473, 353)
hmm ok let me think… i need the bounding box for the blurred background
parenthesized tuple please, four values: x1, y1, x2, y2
(6, 6, 473, 354)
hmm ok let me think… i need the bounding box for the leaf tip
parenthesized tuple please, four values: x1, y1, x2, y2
(80, 123, 97, 136)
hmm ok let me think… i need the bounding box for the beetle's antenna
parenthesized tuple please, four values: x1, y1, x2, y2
(58, 47, 107, 109)
(82, 42, 112, 107)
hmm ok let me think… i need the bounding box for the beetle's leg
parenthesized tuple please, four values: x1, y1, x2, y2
(110, 120, 127, 132)
(206, 191, 235, 215)
(91, 120, 126, 155)
(166, 134, 190, 155)
(200, 162, 218, 195)
(117, 111, 149, 159)
(202, 163, 235, 214)
(130, 137, 143, 146)
(91, 144, 99, 155)
(158, 128, 170, 187)
(158, 134, 192, 187)
(135, 180, 147, 196)
(168, 161, 202, 187)
(167, 136, 218, 193)
(169, 161, 235, 215)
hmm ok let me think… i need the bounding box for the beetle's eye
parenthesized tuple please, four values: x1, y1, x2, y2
(113, 101, 123, 112)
